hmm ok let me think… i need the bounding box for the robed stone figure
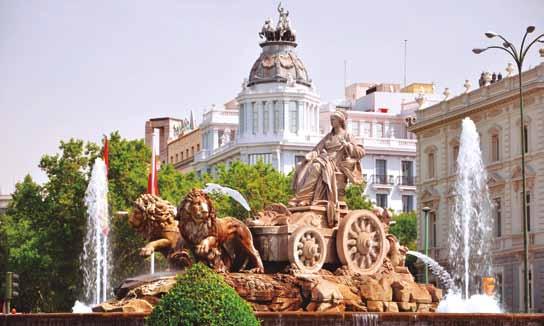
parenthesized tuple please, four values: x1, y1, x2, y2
(289, 110, 365, 226)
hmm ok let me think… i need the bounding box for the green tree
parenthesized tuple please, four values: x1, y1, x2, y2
(389, 211, 417, 250)
(345, 183, 373, 210)
(147, 263, 258, 326)
(212, 160, 292, 218)
(105, 132, 152, 286)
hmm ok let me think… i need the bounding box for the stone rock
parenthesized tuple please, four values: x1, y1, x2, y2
(411, 284, 432, 304)
(305, 278, 344, 312)
(366, 300, 384, 312)
(92, 302, 122, 313)
(104, 270, 443, 314)
(417, 303, 433, 312)
(384, 301, 399, 312)
(391, 280, 411, 302)
(397, 301, 417, 312)
(359, 278, 386, 302)
(379, 278, 393, 302)
(122, 299, 154, 313)
(425, 284, 443, 302)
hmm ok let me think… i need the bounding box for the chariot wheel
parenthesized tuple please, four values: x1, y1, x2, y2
(336, 210, 387, 275)
(288, 226, 327, 274)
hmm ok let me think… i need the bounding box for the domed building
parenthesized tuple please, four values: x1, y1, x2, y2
(194, 4, 321, 174)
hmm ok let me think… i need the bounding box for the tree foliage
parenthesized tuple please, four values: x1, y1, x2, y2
(345, 183, 373, 210)
(389, 211, 417, 250)
(0, 133, 299, 312)
(146, 263, 258, 326)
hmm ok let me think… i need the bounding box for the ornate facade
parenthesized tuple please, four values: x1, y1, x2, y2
(193, 5, 320, 175)
(410, 62, 544, 312)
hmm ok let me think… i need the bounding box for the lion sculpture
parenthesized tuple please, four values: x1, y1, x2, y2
(129, 194, 190, 269)
(176, 189, 264, 273)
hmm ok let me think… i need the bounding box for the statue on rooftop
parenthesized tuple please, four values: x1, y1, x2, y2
(259, 18, 276, 41)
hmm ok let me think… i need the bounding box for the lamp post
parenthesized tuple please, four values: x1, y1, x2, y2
(422, 206, 431, 284)
(473, 26, 544, 313)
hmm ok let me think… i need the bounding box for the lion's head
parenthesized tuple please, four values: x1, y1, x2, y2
(129, 194, 178, 239)
(176, 189, 217, 225)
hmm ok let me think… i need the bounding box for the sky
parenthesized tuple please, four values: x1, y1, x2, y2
(0, 0, 542, 193)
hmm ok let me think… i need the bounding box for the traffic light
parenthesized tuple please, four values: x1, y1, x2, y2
(4, 272, 19, 300)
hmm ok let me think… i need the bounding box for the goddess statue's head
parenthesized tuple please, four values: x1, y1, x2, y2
(330, 110, 347, 131)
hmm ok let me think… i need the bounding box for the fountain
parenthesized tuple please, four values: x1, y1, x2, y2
(73, 158, 111, 312)
(410, 118, 500, 312)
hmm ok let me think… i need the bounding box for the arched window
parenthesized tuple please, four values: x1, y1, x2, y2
(424, 146, 438, 179)
(488, 125, 502, 162)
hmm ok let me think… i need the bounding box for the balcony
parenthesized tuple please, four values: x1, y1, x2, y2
(398, 175, 416, 191)
(371, 174, 394, 190)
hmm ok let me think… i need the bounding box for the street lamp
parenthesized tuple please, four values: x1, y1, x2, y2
(422, 206, 431, 284)
(473, 26, 544, 313)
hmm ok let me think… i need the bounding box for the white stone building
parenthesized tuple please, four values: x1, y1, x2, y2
(320, 83, 442, 212)
(409, 62, 544, 312)
(192, 8, 321, 175)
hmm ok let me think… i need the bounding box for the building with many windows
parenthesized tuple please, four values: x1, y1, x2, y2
(192, 6, 321, 175)
(409, 62, 544, 312)
(144, 6, 441, 214)
(321, 82, 441, 212)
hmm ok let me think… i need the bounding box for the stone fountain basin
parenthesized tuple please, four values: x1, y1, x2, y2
(2, 312, 544, 326)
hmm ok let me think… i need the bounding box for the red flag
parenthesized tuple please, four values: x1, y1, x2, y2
(103, 135, 109, 177)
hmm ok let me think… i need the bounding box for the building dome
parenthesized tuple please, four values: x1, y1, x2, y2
(247, 41, 311, 87)
(247, 4, 311, 87)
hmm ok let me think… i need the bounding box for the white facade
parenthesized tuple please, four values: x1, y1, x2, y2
(321, 98, 426, 213)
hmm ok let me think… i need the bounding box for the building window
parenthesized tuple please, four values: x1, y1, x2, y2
(494, 198, 501, 237)
(197, 144, 200, 152)
(170, 155, 174, 163)
(491, 134, 500, 162)
(352, 121, 360, 136)
(521, 266, 534, 310)
(523, 125, 529, 153)
(363, 122, 372, 138)
(452, 144, 459, 173)
(375, 159, 387, 184)
(191, 146, 194, 156)
(175, 153, 179, 162)
(248, 153, 273, 165)
(263, 102, 269, 134)
(181, 152, 184, 160)
(376, 193, 388, 209)
(186, 149, 189, 157)
(402, 195, 413, 212)
(430, 212, 437, 247)
(375, 123, 384, 138)
(289, 101, 298, 133)
(252, 102, 258, 134)
(239, 103, 245, 133)
(428, 152, 435, 179)
(495, 272, 503, 304)
(401, 161, 414, 185)
(273, 101, 281, 133)
(525, 192, 531, 232)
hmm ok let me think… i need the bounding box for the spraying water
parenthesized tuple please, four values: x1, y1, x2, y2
(449, 117, 493, 299)
(411, 118, 500, 312)
(407, 251, 455, 291)
(79, 158, 111, 306)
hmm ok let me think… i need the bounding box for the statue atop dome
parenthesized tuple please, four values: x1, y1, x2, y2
(258, 3, 296, 43)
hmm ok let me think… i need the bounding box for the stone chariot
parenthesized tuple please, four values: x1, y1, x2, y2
(249, 175, 389, 275)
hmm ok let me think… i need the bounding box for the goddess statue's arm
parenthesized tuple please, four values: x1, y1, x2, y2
(305, 135, 326, 160)
(344, 134, 365, 159)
